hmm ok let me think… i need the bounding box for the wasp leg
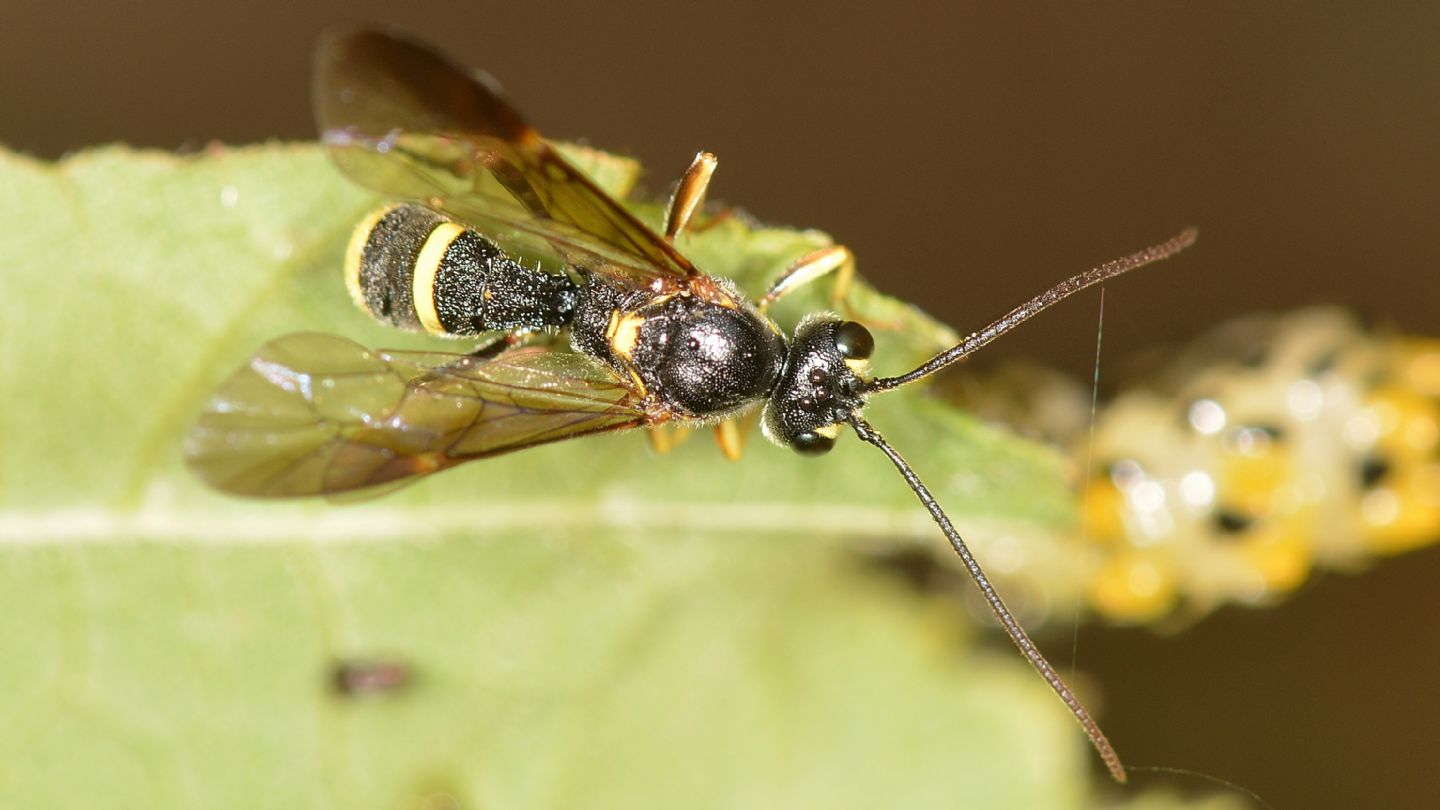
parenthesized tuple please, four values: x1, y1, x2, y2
(466, 333, 523, 359)
(713, 420, 744, 462)
(648, 423, 694, 454)
(756, 245, 855, 313)
(663, 151, 719, 241)
(711, 410, 760, 461)
(415, 333, 520, 387)
(686, 206, 736, 233)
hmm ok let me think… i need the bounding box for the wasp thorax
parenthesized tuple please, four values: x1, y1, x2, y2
(763, 317, 873, 455)
(634, 298, 788, 417)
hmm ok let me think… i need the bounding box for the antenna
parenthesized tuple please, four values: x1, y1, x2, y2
(847, 413, 1128, 782)
(865, 228, 1197, 393)
(843, 229, 1199, 781)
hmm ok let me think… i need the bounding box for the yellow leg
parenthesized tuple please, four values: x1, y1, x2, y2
(663, 152, 718, 241)
(648, 423, 693, 454)
(713, 420, 744, 462)
(711, 410, 761, 461)
(757, 245, 855, 312)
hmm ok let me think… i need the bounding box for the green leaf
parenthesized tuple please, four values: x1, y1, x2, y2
(0, 144, 1220, 808)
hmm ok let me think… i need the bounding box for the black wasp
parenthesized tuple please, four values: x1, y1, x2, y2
(185, 27, 1196, 782)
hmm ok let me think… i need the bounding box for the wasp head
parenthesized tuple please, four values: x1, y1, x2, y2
(762, 316, 875, 455)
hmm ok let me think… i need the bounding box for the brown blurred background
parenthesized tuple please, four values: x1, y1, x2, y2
(5, 2, 1438, 806)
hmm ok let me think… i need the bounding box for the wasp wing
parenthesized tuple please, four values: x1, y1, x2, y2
(186, 333, 650, 497)
(314, 27, 697, 289)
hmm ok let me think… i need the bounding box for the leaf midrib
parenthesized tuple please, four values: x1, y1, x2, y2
(0, 498, 1015, 547)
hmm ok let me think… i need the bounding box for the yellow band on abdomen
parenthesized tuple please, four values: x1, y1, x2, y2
(343, 206, 396, 315)
(412, 221, 466, 336)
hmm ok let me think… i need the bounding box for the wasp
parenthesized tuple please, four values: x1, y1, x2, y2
(184, 27, 1196, 782)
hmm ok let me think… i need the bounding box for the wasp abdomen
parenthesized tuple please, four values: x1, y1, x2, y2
(345, 204, 579, 336)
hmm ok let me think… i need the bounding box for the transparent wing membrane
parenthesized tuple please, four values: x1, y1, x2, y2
(186, 333, 648, 496)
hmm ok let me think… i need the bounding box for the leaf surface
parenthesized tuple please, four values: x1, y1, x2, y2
(0, 144, 1224, 808)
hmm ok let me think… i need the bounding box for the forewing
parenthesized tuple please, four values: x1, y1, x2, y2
(314, 27, 696, 287)
(186, 333, 649, 497)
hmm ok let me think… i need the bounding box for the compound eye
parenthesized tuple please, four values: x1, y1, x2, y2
(791, 431, 836, 456)
(833, 321, 875, 360)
